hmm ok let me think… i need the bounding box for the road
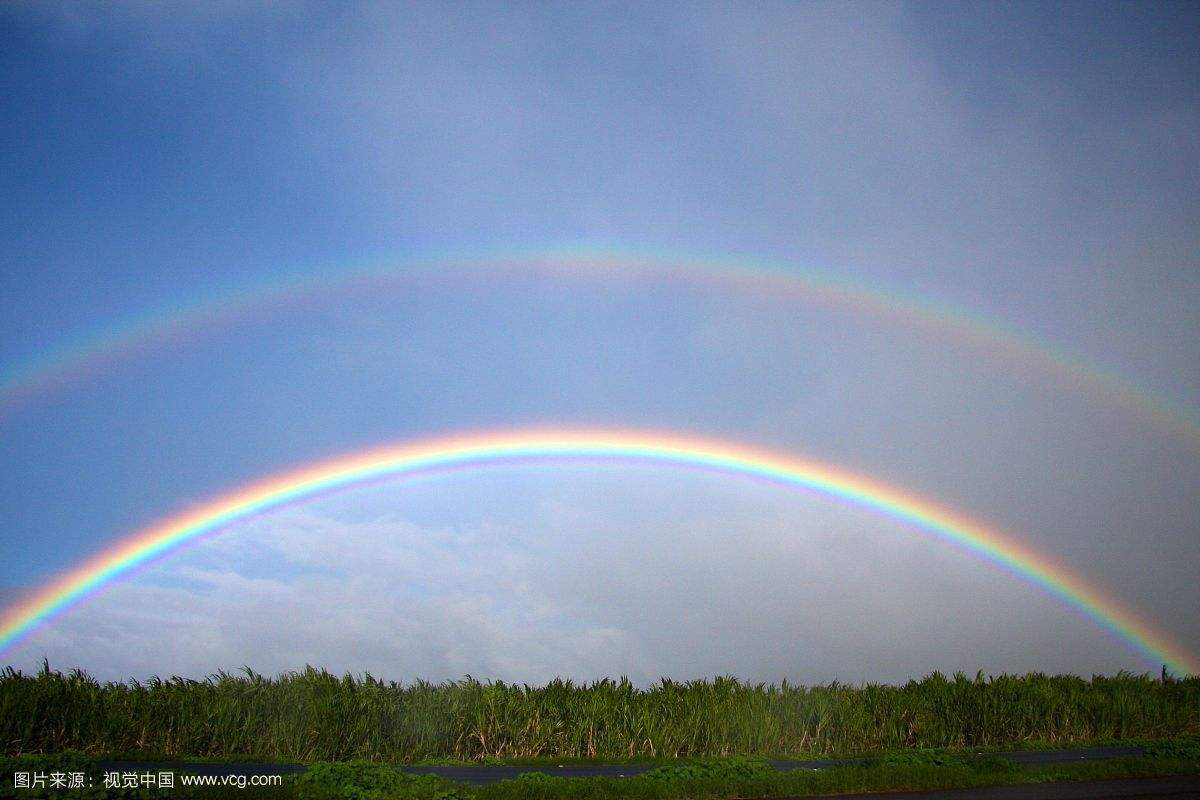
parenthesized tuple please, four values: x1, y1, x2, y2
(791, 776, 1200, 799)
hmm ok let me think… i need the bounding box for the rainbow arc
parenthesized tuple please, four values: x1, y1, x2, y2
(1, 427, 1195, 675)
(2, 246, 1196, 445)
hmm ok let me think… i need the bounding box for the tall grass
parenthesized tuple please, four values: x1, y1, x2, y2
(2, 664, 1196, 761)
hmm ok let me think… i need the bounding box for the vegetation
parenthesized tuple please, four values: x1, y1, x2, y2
(2, 664, 1197, 762)
(3, 750, 1200, 800)
(464, 754, 1200, 800)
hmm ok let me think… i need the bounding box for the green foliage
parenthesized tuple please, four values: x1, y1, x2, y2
(2, 664, 1197, 761)
(513, 772, 556, 783)
(870, 748, 1018, 774)
(295, 761, 458, 800)
(642, 758, 773, 782)
(1143, 735, 1200, 763)
(471, 756, 1200, 800)
(875, 748, 973, 768)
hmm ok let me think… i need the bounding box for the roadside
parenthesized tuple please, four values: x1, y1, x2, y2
(5, 748, 1200, 799)
(96, 744, 1152, 782)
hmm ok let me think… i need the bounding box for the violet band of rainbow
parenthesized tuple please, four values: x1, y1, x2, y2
(1, 427, 1195, 674)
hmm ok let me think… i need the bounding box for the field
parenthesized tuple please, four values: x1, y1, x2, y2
(2, 664, 1197, 762)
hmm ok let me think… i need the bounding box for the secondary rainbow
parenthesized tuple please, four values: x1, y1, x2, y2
(2, 244, 1196, 444)
(1, 427, 1195, 674)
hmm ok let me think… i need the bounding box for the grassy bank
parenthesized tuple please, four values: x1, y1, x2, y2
(3, 748, 1200, 800)
(294, 751, 1200, 800)
(2, 664, 1196, 762)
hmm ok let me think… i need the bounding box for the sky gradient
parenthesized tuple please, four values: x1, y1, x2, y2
(1, 1, 1196, 683)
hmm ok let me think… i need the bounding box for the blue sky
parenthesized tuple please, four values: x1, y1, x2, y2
(1, 2, 1197, 682)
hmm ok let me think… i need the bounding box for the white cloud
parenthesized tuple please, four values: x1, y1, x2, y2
(6, 474, 1157, 684)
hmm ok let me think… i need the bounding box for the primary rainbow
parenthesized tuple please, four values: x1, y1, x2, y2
(1, 427, 1195, 674)
(2, 244, 1197, 445)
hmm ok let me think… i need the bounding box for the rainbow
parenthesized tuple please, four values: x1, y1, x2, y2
(1, 427, 1195, 674)
(2, 244, 1197, 444)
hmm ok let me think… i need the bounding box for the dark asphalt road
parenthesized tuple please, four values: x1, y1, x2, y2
(790, 775, 1200, 799)
(98, 745, 1152, 784)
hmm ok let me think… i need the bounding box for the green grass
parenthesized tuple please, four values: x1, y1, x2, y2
(2, 663, 1196, 762)
(463, 757, 1200, 800)
(3, 749, 1199, 800)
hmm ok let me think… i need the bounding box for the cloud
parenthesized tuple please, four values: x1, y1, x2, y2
(7, 505, 643, 683)
(5, 473, 1157, 684)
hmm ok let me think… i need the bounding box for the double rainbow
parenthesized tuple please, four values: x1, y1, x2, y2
(2, 427, 1195, 674)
